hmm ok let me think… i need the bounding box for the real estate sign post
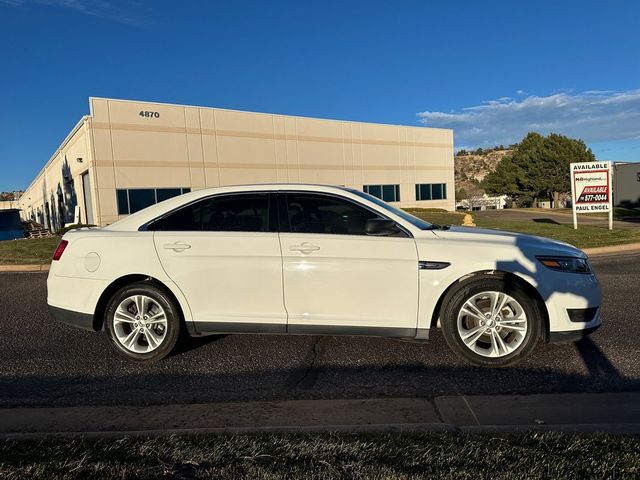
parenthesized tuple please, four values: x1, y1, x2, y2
(570, 161, 613, 230)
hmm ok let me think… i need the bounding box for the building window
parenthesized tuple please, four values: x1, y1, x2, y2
(363, 184, 401, 202)
(415, 183, 447, 201)
(156, 188, 182, 202)
(116, 187, 191, 215)
(117, 190, 129, 215)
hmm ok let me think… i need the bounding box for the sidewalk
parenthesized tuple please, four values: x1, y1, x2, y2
(583, 242, 640, 256)
(0, 264, 49, 272)
(2, 393, 640, 438)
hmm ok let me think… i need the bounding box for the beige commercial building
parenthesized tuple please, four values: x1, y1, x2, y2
(19, 97, 455, 229)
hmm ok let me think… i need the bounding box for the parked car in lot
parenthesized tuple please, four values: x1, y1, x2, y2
(47, 184, 602, 366)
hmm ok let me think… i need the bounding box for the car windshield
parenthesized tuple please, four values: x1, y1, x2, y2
(343, 188, 433, 230)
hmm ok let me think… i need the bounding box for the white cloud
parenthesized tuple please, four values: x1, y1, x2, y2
(417, 89, 640, 148)
(1, 0, 150, 26)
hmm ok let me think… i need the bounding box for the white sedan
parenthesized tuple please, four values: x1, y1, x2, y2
(47, 184, 602, 366)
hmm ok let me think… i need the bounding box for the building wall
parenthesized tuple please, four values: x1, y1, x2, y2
(19, 119, 93, 229)
(21, 97, 455, 228)
(613, 162, 640, 207)
(0, 200, 20, 211)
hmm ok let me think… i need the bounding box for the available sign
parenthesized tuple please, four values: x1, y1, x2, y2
(570, 161, 613, 229)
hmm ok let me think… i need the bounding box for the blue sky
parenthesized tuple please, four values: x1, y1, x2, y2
(1, 0, 639, 191)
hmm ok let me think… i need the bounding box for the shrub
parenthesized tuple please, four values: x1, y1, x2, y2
(55, 224, 96, 235)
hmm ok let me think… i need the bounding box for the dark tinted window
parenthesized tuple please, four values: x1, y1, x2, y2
(202, 194, 269, 232)
(364, 185, 382, 198)
(415, 183, 447, 201)
(154, 201, 204, 231)
(286, 193, 381, 235)
(128, 189, 156, 213)
(363, 184, 400, 202)
(432, 183, 444, 200)
(156, 188, 182, 202)
(116, 188, 191, 215)
(416, 184, 431, 201)
(116, 189, 129, 215)
(153, 194, 269, 232)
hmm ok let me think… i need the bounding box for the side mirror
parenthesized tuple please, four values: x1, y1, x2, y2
(366, 218, 400, 236)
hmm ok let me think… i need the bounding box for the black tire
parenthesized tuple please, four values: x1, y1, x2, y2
(104, 282, 181, 363)
(440, 276, 542, 367)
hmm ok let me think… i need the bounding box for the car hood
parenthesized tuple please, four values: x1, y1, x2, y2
(416, 226, 586, 258)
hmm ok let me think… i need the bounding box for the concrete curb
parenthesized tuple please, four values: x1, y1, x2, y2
(583, 242, 640, 256)
(2, 393, 639, 438)
(0, 264, 50, 272)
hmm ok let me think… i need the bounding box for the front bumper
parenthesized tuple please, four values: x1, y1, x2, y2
(49, 305, 95, 331)
(548, 324, 601, 343)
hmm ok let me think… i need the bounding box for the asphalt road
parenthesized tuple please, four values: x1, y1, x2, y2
(1, 253, 639, 408)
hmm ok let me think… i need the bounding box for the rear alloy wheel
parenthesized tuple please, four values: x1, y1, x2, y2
(105, 282, 180, 363)
(441, 277, 542, 367)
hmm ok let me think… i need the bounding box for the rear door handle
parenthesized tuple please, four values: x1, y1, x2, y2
(289, 242, 320, 253)
(163, 242, 192, 252)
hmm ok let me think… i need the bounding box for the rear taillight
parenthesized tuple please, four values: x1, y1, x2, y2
(52, 240, 68, 261)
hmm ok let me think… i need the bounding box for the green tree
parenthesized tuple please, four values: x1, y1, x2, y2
(483, 156, 524, 204)
(455, 187, 468, 200)
(483, 132, 596, 208)
(518, 133, 595, 207)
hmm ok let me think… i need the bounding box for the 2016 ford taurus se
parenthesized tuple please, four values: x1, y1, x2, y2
(47, 184, 602, 366)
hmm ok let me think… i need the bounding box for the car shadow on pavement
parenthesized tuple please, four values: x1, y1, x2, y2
(575, 337, 623, 380)
(2, 358, 639, 409)
(171, 334, 229, 357)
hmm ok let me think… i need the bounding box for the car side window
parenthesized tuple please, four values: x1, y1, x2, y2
(285, 193, 382, 236)
(152, 201, 204, 231)
(202, 194, 269, 232)
(152, 194, 269, 232)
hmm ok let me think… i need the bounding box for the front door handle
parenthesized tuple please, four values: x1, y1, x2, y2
(290, 242, 320, 253)
(163, 242, 192, 252)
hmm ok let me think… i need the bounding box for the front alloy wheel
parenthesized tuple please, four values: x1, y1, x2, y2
(105, 282, 180, 363)
(441, 277, 542, 367)
(457, 291, 528, 358)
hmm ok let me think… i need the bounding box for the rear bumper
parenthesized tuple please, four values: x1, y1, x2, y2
(548, 324, 601, 343)
(48, 305, 95, 331)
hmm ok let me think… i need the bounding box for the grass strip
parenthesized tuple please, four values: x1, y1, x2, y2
(472, 218, 640, 249)
(0, 237, 60, 265)
(0, 432, 638, 479)
(406, 210, 640, 249)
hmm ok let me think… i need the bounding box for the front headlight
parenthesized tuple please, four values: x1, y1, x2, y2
(536, 256, 592, 274)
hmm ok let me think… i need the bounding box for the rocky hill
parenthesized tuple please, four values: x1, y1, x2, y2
(454, 149, 512, 197)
